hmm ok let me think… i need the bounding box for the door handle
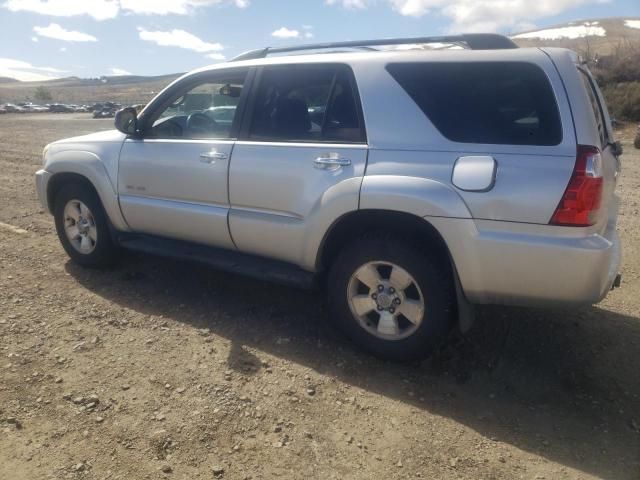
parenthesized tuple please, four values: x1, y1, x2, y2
(199, 150, 228, 163)
(314, 155, 351, 169)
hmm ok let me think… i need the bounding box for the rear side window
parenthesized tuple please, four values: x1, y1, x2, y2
(386, 62, 562, 146)
(578, 69, 607, 147)
(248, 64, 365, 143)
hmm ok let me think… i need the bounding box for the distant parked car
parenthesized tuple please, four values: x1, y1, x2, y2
(92, 108, 115, 118)
(204, 105, 236, 127)
(49, 104, 74, 113)
(3, 104, 23, 113)
(0, 106, 6, 114)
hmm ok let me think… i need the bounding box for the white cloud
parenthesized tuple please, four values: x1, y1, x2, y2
(59, 46, 67, 52)
(31, 36, 39, 42)
(0, 57, 65, 81)
(325, 0, 368, 9)
(109, 67, 132, 75)
(34, 23, 97, 42)
(4, 0, 119, 21)
(205, 52, 226, 61)
(3, 0, 248, 20)
(302, 25, 314, 38)
(138, 27, 223, 53)
(120, 0, 222, 15)
(272, 27, 300, 39)
(326, 0, 607, 33)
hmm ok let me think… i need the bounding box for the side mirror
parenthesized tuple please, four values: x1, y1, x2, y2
(610, 140, 623, 158)
(114, 107, 138, 135)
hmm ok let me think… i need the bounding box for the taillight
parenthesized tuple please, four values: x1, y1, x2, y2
(550, 145, 603, 226)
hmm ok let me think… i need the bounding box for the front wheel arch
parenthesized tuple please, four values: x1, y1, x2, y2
(47, 172, 99, 215)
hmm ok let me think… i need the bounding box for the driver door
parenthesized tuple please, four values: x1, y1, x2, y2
(118, 68, 250, 249)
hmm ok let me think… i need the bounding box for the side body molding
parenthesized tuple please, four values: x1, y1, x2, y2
(359, 175, 472, 219)
(45, 150, 130, 231)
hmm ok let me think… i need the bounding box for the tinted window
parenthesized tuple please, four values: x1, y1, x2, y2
(578, 69, 607, 147)
(387, 62, 562, 146)
(249, 65, 365, 143)
(147, 71, 246, 139)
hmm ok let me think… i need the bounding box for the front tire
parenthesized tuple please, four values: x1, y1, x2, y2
(327, 234, 454, 361)
(53, 183, 119, 268)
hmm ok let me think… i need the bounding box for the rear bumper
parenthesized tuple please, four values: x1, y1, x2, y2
(35, 169, 53, 213)
(429, 216, 622, 307)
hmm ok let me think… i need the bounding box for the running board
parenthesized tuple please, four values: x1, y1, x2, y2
(117, 233, 317, 289)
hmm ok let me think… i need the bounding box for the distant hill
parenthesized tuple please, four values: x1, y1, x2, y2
(511, 17, 640, 56)
(0, 73, 182, 104)
(0, 77, 18, 84)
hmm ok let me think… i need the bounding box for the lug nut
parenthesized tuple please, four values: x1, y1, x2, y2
(377, 285, 384, 292)
(377, 306, 383, 311)
(389, 287, 395, 294)
(394, 298, 401, 305)
(371, 293, 377, 300)
(389, 307, 395, 314)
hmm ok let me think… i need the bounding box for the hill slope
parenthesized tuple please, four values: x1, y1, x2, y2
(511, 17, 640, 56)
(0, 73, 182, 104)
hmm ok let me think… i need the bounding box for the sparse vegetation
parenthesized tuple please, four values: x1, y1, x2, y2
(591, 46, 640, 121)
(33, 86, 53, 103)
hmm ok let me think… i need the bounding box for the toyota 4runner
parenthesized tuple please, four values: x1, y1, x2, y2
(35, 34, 622, 360)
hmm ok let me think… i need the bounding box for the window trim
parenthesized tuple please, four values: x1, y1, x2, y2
(385, 61, 564, 147)
(238, 63, 367, 145)
(137, 67, 255, 141)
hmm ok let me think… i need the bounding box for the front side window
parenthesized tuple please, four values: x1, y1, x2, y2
(248, 65, 365, 143)
(147, 71, 247, 139)
(387, 62, 562, 146)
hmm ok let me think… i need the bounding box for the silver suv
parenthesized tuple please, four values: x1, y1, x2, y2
(35, 34, 622, 360)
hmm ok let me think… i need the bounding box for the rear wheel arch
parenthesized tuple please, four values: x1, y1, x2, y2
(318, 209, 475, 336)
(317, 209, 454, 275)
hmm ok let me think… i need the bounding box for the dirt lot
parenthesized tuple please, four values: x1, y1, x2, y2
(0, 113, 639, 480)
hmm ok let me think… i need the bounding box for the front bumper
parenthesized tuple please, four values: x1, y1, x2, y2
(35, 169, 53, 213)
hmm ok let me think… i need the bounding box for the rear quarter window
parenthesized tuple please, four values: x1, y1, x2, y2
(386, 62, 562, 146)
(578, 69, 608, 147)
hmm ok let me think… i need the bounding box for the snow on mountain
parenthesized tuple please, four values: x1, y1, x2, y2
(513, 21, 606, 40)
(625, 20, 640, 30)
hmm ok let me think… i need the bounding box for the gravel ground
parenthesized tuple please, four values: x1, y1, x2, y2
(1, 113, 639, 480)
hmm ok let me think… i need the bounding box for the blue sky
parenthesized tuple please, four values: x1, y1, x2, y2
(0, 0, 639, 81)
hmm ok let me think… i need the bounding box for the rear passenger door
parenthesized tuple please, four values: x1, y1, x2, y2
(228, 64, 367, 266)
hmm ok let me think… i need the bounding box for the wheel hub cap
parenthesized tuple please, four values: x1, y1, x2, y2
(347, 261, 425, 341)
(376, 291, 393, 309)
(63, 199, 97, 254)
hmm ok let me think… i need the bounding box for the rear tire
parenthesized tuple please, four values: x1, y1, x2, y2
(327, 233, 454, 361)
(53, 183, 119, 268)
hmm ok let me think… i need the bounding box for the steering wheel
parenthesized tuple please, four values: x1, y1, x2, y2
(186, 112, 217, 136)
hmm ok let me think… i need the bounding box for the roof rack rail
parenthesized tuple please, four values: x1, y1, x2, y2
(231, 33, 517, 62)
